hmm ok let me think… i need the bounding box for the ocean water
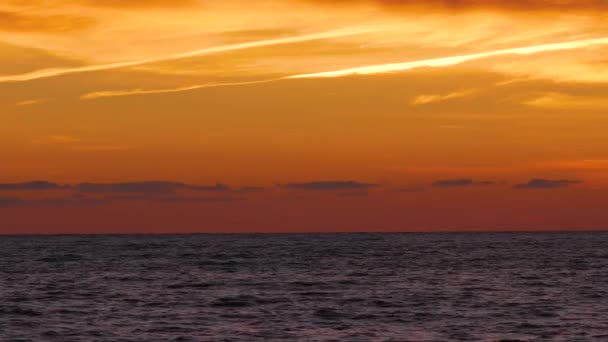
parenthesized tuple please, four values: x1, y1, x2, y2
(1, 233, 607, 341)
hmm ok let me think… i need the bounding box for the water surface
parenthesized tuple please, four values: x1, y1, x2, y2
(1, 233, 607, 341)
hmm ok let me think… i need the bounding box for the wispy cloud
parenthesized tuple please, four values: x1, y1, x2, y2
(80, 79, 281, 100)
(70, 144, 134, 151)
(411, 89, 479, 105)
(76, 36, 608, 100)
(0, 10, 92, 33)
(523, 92, 608, 110)
(47, 135, 81, 143)
(287, 37, 608, 79)
(15, 98, 49, 106)
(304, 0, 608, 12)
(0, 27, 374, 83)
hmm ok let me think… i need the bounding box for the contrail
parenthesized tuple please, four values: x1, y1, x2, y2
(80, 79, 282, 100)
(287, 37, 608, 79)
(0, 27, 373, 83)
(78, 36, 608, 100)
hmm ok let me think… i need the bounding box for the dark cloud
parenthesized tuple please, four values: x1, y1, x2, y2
(234, 186, 266, 194)
(0, 194, 237, 207)
(513, 179, 582, 189)
(0, 180, 247, 207)
(394, 186, 426, 193)
(0, 10, 93, 33)
(0, 181, 65, 191)
(307, 0, 608, 11)
(157, 196, 240, 203)
(0, 196, 104, 207)
(34, 197, 105, 206)
(432, 179, 474, 187)
(478, 181, 498, 186)
(77, 181, 183, 194)
(0, 197, 22, 206)
(337, 191, 369, 197)
(432, 179, 497, 188)
(189, 184, 231, 192)
(104, 195, 239, 203)
(76, 181, 229, 194)
(285, 181, 379, 191)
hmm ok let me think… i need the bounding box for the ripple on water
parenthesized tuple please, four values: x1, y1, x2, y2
(1, 233, 607, 341)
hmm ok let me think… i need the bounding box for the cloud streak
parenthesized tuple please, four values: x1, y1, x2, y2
(15, 98, 49, 106)
(307, 0, 608, 12)
(0, 27, 373, 83)
(80, 79, 281, 100)
(78, 36, 608, 100)
(287, 37, 608, 79)
(411, 89, 479, 105)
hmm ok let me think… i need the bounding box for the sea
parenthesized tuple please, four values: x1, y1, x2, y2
(1, 232, 607, 341)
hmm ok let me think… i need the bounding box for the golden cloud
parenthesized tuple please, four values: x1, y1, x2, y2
(0, 10, 93, 32)
(307, 0, 608, 11)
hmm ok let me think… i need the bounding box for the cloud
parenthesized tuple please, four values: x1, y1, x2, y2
(307, 0, 608, 11)
(47, 135, 81, 143)
(513, 178, 582, 189)
(74, 0, 197, 8)
(80, 79, 281, 100)
(337, 191, 369, 197)
(76, 181, 229, 194)
(188, 184, 231, 192)
(394, 186, 426, 193)
(432, 179, 474, 187)
(523, 92, 608, 110)
(287, 37, 608, 79)
(285, 181, 379, 191)
(103, 195, 239, 203)
(432, 179, 497, 188)
(15, 98, 49, 106)
(0, 181, 256, 207)
(0, 181, 65, 191)
(0, 180, 244, 196)
(0, 197, 22, 207)
(0, 10, 92, 33)
(0, 196, 104, 207)
(156, 196, 240, 203)
(234, 186, 266, 194)
(70, 144, 134, 151)
(0, 27, 373, 83)
(411, 89, 479, 105)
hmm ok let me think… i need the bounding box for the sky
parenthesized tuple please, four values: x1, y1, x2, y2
(1, 0, 608, 233)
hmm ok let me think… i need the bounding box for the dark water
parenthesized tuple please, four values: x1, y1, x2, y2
(1, 233, 608, 341)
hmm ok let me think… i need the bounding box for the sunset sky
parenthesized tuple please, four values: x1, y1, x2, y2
(1, 0, 608, 233)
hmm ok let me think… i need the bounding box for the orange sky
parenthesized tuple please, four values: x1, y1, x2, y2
(1, 0, 607, 233)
